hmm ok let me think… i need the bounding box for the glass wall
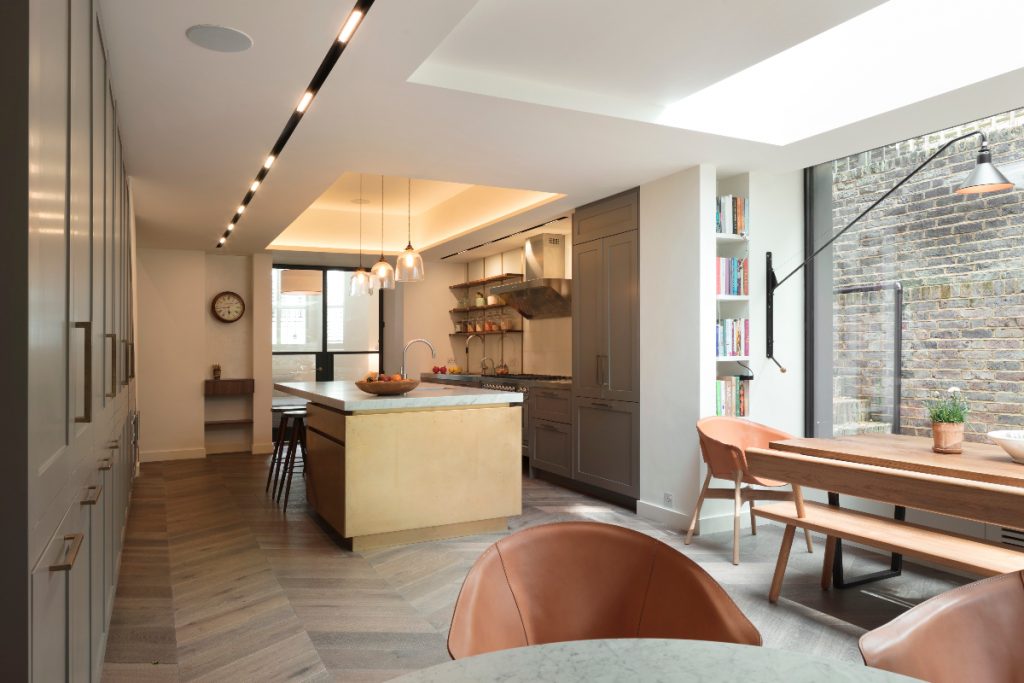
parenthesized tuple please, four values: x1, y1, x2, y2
(272, 266, 382, 384)
(810, 109, 1024, 441)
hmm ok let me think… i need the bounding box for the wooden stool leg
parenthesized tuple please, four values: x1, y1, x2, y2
(803, 528, 814, 554)
(732, 472, 742, 565)
(277, 419, 299, 503)
(821, 536, 838, 590)
(266, 413, 288, 493)
(283, 417, 304, 508)
(270, 414, 291, 495)
(749, 498, 757, 536)
(685, 471, 712, 545)
(769, 524, 796, 604)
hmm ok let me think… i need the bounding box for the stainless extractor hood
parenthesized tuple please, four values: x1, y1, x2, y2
(492, 233, 571, 319)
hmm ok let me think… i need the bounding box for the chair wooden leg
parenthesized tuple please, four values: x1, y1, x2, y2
(266, 414, 287, 493)
(283, 417, 304, 508)
(769, 524, 797, 604)
(270, 414, 291, 496)
(803, 528, 814, 554)
(821, 536, 837, 590)
(732, 472, 742, 566)
(749, 497, 757, 536)
(684, 471, 712, 545)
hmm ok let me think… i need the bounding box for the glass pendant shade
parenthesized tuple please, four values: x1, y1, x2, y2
(396, 244, 425, 282)
(956, 147, 1014, 194)
(350, 268, 375, 296)
(371, 258, 395, 289)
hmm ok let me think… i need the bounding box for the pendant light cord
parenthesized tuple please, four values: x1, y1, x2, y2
(381, 175, 386, 259)
(407, 177, 412, 249)
(358, 174, 363, 269)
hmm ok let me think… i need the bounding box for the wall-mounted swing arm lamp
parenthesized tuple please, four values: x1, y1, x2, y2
(766, 130, 1014, 372)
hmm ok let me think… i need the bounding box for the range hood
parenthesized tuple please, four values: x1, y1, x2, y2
(492, 233, 571, 319)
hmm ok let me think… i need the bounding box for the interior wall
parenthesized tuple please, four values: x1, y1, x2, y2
(137, 248, 206, 460)
(401, 256, 467, 375)
(637, 165, 715, 528)
(137, 248, 273, 460)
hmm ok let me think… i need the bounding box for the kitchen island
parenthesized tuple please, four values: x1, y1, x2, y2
(274, 381, 523, 550)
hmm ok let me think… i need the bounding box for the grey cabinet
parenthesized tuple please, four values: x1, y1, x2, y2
(572, 208, 639, 402)
(530, 419, 572, 477)
(573, 397, 640, 498)
(573, 188, 638, 244)
(531, 387, 571, 424)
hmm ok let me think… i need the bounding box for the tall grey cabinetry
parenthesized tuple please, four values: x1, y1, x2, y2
(8, 1, 139, 680)
(571, 190, 640, 498)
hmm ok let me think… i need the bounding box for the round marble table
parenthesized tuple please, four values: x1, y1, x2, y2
(392, 639, 919, 682)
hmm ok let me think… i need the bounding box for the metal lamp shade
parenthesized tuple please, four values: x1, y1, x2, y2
(370, 258, 396, 290)
(395, 245, 425, 282)
(280, 269, 322, 295)
(956, 148, 1014, 194)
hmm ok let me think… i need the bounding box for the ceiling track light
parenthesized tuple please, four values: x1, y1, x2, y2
(215, 0, 375, 249)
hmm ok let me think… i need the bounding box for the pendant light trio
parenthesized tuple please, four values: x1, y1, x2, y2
(351, 174, 424, 296)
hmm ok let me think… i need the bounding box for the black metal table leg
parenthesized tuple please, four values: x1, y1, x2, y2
(828, 492, 906, 589)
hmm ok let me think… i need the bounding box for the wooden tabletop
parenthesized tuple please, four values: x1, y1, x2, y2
(770, 433, 1024, 489)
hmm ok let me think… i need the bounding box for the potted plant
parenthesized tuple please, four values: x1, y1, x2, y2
(928, 387, 968, 454)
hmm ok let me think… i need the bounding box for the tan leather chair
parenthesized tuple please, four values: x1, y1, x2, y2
(860, 571, 1024, 682)
(686, 416, 813, 564)
(447, 521, 761, 659)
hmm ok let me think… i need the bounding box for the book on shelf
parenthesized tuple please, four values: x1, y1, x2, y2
(715, 318, 750, 357)
(715, 375, 751, 417)
(716, 257, 749, 295)
(715, 195, 749, 236)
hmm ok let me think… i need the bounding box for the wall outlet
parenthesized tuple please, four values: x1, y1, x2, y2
(663, 492, 674, 508)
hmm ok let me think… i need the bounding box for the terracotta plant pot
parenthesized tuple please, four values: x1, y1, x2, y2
(932, 421, 964, 454)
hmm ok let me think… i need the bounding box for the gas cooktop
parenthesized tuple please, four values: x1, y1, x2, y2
(499, 374, 571, 381)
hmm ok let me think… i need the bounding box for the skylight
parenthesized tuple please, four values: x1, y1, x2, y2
(658, 0, 1024, 146)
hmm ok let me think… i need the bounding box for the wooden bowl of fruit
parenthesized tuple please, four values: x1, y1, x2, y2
(355, 373, 420, 396)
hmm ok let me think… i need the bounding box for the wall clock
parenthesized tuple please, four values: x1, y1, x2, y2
(211, 291, 245, 323)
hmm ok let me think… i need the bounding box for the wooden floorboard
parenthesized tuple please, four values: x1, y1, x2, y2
(104, 453, 970, 681)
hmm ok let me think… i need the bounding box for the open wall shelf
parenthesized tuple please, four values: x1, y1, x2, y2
(449, 273, 522, 290)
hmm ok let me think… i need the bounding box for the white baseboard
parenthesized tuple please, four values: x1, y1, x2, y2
(251, 441, 275, 455)
(140, 447, 206, 462)
(637, 500, 690, 530)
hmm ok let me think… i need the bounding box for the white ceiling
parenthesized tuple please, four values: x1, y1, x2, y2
(100, 0, 1024, 256)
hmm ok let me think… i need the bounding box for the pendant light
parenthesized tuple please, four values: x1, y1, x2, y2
(395, 177, 425, 282)
(350, 174, 376, 296)
(370, 174, 396, 289)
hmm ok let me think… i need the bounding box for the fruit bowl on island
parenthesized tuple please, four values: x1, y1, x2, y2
(355, 372, 420, 396)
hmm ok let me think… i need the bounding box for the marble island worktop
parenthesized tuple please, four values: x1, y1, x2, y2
(273, 380, 523, 413)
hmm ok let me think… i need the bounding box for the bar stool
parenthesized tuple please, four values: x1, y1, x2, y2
(267, 405, 302, 494)
(276, 409, 308, 507)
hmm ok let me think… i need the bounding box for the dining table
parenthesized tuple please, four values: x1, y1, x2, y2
(391, 639, 918, 682)
(768, 432, 1024, 588)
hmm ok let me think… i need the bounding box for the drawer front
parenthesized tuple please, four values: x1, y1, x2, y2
(531, 388, 571, 424)
(307, 402, 345, 444)
(530, 419, 572, 477)
(573, 397, 639, 498)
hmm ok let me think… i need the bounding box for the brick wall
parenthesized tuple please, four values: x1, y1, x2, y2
(831, 109, 1024, 440)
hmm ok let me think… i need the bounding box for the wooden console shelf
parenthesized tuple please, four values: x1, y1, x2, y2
(204, 378, 254, 396)
(204, 419, 254, 428)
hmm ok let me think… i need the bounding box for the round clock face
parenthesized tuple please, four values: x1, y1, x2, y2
(211, 291, 245, 323)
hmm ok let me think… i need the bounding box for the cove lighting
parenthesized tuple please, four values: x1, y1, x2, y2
(338, 10, 363, 43)
(657, 0, 1024, 146)
(215, 0, 375, 248)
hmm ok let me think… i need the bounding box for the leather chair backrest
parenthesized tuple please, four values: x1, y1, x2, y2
(696, 416, 792, 481)
(860, 571, 1024, 682)
(447, 521, 761, 659)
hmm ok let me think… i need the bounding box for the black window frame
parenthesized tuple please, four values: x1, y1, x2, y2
(271, 264, 385, 379)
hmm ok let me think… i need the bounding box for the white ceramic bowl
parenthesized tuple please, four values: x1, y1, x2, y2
(987, 430, 1024, 463)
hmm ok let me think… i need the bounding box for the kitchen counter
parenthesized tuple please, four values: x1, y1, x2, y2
(274, 380, 522, 412)
(419, 373, 572, 390)
(274, 380, 522, 551)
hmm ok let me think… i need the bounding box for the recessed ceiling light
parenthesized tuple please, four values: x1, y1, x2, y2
(185, 25, 253, 53)
(658, 0, 1024, 145)
(250, 180, 260, 192)
(296, 91, 314, 113)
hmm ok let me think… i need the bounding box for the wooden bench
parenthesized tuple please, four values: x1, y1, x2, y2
(745, 447, 1024, 603)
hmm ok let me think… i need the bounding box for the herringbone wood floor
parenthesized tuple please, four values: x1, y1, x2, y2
(102, 453, 966, 682)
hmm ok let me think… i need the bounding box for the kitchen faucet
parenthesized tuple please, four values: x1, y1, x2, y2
(481, 357, 495, 376)
(401, 338, 436, 379)
(465, 334, 483, 373)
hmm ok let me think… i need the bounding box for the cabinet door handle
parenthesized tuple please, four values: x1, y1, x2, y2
(80, 485, 102, 506)
(105, 333, 117, 397)
(536, 422, 562, 432)
(49, 534, 84, 572)
(595, 354, 602, 386)
(537, 391, 562, 399)
(74, 321, 92, 423)
(591, 402, 612, 409)
(98, 459, 112, 471)
(121, 339, 129, 386)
